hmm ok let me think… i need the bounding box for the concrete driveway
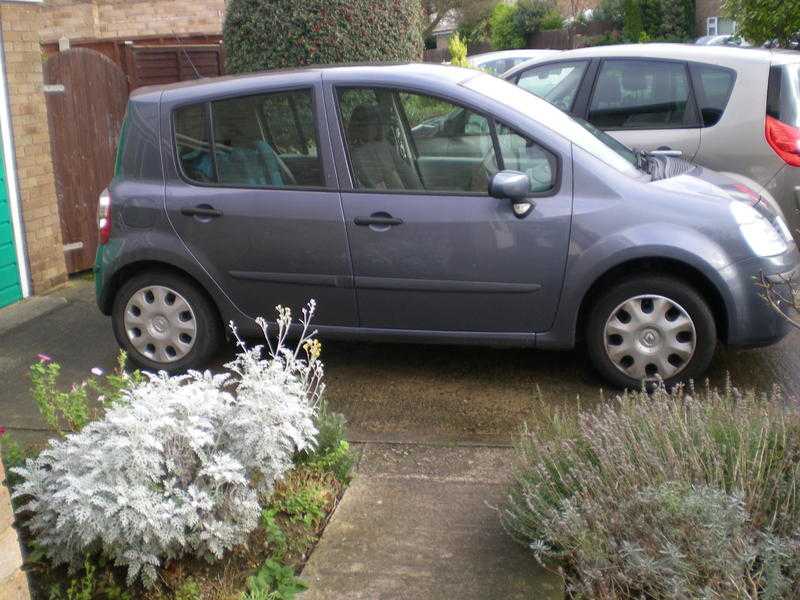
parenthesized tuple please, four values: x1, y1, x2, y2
(1, 278, 798, 444)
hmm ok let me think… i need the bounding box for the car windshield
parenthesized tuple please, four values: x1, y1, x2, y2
(463, 73, 643, 177)
(572, 117, 639, 166)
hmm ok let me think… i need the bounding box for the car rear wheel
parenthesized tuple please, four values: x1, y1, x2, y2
(112, 271, 222, 373)
(585, 275, 717, 389)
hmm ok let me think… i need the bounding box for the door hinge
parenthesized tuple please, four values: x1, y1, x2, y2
(63, 241, 84, 252)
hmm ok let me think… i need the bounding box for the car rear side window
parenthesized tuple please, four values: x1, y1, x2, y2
(588, 59, 693, 129)
(174, 88, 324, 188)
(516, 60, 588, 112)
(690, 63, 736, 127)
(175, 103, 215, 183)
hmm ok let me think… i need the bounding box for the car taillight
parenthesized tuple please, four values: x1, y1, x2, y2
(765, 115, 800, 167)
(98, 189, 111, 245)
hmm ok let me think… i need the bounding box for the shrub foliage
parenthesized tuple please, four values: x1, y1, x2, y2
(223, 0, 424, 74)
(724, 0, 800, 46)
(12, 304, 324, 587)
(503, 381, 800, 599)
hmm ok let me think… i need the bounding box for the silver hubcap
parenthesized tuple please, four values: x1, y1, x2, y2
(604, 294, 696, 381)
(123, 285, 197, 363)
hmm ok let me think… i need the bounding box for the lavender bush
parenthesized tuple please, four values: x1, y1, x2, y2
(503, 380, 800, 599)
(12, 302, 324, 587)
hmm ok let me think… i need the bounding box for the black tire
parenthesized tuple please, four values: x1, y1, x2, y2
(585, 275, 717, 389)
(112, 270, 223, 373)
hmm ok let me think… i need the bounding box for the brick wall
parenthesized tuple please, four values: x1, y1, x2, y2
(695, 0, 723, 37)
(1, 3, 68, 294)
(41, 0, 226, 41)
(0, 456, 31, 600)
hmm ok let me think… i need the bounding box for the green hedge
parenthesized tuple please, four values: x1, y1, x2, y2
(224, 0, 425, 74)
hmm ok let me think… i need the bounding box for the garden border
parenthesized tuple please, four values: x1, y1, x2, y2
(0, 452, 31, 600)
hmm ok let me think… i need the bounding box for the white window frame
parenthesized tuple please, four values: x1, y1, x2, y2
(707, 16, 718, 36)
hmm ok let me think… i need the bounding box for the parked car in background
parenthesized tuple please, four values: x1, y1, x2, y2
(503, 44, 800, 238)
(466, 49, 561, 75)
(96, 64, 798, 388)
(763, 33, 800, 50)
(695, 34, 752, 47)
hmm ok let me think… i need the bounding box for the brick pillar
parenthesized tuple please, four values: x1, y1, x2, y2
(0, 2, 68, 294)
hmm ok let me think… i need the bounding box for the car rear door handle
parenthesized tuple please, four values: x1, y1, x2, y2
(650, 148, 682, 157)
(180, 205, 223, 218)
(354, 215, 404, 227)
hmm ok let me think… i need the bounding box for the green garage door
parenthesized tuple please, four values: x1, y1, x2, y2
(0, 142, 21, 308)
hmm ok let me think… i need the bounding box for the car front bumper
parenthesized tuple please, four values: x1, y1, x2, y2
(764, 164, 800, 243)
(720, 246, 800, 348)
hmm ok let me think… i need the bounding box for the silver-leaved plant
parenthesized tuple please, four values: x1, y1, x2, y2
(12, 301, 323, 587)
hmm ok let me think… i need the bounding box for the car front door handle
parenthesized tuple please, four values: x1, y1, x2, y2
(180, 205, 223, 218)
(354, 215, 404, 227)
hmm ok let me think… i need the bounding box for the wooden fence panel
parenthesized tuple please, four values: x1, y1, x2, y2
(126, 45, 225, 89)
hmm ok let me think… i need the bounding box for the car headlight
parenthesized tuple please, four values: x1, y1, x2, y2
(776, 214, 794, 243)
(730, 201, 788, 257)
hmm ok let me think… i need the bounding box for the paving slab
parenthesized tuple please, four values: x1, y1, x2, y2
(301, 444, 563, 600)
(0, 295, 67, 338)
(0, 281, 119, 432)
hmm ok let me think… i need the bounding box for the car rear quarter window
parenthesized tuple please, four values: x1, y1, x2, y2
(115, 101, 162, 179)
(173, 88, 324, 188)
(690, 63, 736, 127)
(588, 59, 693, 129)
(516, 60, 588, 112)
(767, 63, 800, 127)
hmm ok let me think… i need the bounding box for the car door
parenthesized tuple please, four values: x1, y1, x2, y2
(585, 58, 702, 159)
(162, 77, 357, 327)
(326, 83, 572, 334)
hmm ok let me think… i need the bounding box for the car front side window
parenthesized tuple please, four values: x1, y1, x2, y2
(588, 59, 693, 130)
(337, 87, 499, 194)
(516, 61, 589, 112)
(495, 123, 557, 193)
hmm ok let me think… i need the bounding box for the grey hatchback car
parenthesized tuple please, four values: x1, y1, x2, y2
(95, 64, 799, 388)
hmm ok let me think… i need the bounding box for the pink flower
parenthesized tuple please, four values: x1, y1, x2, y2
(91, 367, 104, 377)
(37, 354, 52, 363)
(0, 426, 6, 437)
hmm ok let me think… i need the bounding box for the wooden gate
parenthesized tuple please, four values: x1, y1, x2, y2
(44, 48, 128, 273)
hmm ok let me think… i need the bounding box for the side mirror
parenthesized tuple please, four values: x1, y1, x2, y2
(489, 170, 533, 218)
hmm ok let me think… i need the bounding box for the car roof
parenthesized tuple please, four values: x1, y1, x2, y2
(130, 62, 478, 103)
(468, 49, 561, 63)
(504, 43, 800, 77)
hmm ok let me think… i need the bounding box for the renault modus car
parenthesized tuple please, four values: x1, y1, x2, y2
(95, 64, 800, 388)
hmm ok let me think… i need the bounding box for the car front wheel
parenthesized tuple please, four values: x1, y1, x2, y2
(112, 271, 222, 373)
(585, 275, 717, 389)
